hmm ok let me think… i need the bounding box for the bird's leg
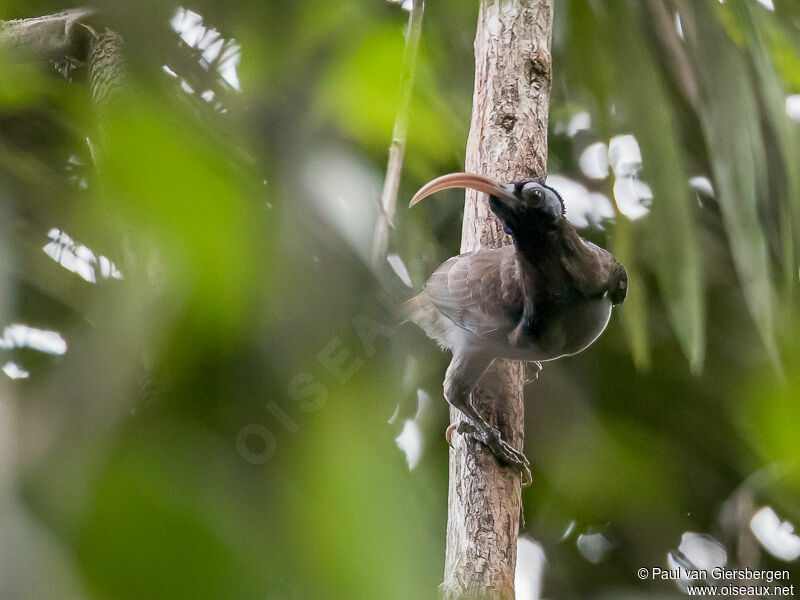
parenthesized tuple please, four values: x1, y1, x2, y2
(444, 352, 532, 486)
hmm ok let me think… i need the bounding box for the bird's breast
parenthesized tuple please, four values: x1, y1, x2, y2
(552, 296, 613, 356)
(500, 296, 613, 362)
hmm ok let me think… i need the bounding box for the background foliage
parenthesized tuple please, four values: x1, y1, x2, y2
(1, 0, 799, 598)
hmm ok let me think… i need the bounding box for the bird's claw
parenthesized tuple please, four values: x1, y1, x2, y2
(445, 422, 458, 448)
(451, 421, 532, 487)
(523, 361, 542, 385)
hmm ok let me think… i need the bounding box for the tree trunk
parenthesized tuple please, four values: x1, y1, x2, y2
(442, 2, 553, 599)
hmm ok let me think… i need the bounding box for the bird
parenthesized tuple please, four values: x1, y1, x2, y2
(407, 173, 627, 485)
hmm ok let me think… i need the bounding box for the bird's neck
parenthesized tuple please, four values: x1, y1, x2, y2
(513, 223, 593, 328)
(514, 228, 567, 285)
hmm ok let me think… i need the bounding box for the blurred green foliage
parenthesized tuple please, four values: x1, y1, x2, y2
(1, 0, 799, 599)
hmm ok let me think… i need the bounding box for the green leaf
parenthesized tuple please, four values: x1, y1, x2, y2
(565, 0, 705, 370)
(314, 24, 451, 162)
(686, 1, 780, 366)
(610, 2, 705, 372)
(729, 0, 800, 290)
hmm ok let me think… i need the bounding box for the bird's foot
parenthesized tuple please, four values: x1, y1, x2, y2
(524, 361, 542, 385)
(451, 421, 532, 487)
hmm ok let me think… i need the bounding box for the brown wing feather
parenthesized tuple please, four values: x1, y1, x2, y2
(423, 246, 522, 336)
(560, 236, 624, 300)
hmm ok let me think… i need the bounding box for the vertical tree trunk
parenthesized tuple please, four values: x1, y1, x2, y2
(442, 1, 553, 598)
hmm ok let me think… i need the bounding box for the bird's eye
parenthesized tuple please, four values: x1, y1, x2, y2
(533, 189, 545, 202)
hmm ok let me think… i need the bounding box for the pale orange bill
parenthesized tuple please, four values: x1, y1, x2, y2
(409, 173, 515, 207)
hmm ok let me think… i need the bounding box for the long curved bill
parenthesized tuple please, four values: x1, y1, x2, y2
(409, 172, 516, 207)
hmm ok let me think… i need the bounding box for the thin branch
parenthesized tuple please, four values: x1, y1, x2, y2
(371, 0, 425, 266)
(645, 0, 699, 110)
(0, 8, 93, 61)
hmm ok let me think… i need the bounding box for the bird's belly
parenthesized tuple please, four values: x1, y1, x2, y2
(486, 297, 613, 362)
(551, 297, 613, 356)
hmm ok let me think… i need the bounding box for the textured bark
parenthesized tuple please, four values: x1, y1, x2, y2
(88, 28, 125, 142)
(442, 2, 553, 599)
(0, 8, 92, 62)
(0, 9, 126, 132)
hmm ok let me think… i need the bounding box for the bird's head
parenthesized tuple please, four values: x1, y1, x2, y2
(409, 173, 565, 241)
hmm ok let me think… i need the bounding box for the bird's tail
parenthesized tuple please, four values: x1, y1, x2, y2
(401, 292, 435, 328)
(402, 291, 454, 351)
(400, 293, 422, 325)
